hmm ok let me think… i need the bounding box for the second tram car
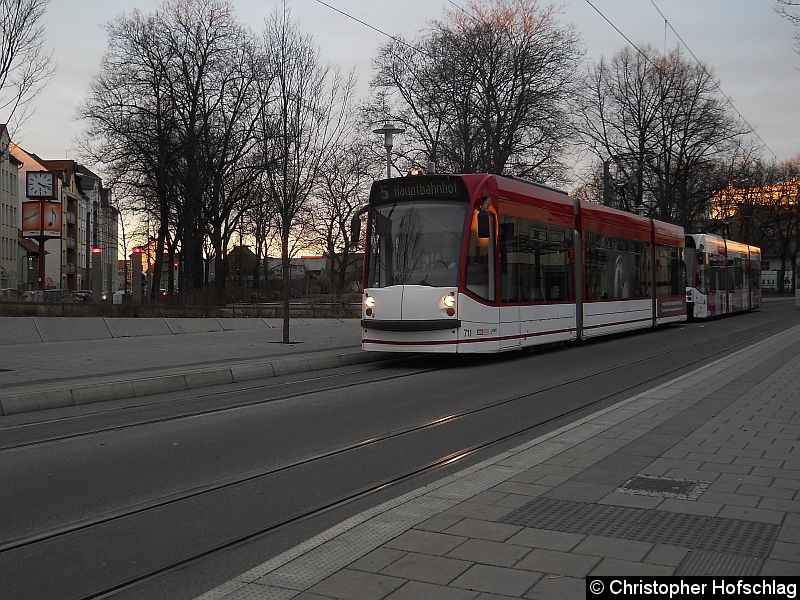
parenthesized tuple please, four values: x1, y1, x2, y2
(684, 233, 761, 319)
(359, 173, 687, 353)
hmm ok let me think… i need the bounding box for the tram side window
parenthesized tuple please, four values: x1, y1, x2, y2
(498, 214, 573, 303)
(750, 259, 761, 290)
(465, 210, 495, 301)
(585, 233, 649, 301)
(499, 216, 518, 302)
(733, 257, 745, 291)
(656, 245, 684, 296)
(708, 254, 726, 293)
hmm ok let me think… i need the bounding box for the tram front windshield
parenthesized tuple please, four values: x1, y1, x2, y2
(367, 201, 467, 288)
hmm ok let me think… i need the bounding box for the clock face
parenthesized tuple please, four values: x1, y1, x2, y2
(27, 171, 55, 198)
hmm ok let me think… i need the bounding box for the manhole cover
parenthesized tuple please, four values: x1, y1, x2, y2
(618, 475, 709, 500)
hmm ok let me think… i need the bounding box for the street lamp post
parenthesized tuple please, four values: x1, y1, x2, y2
(373, 122, 405, 179)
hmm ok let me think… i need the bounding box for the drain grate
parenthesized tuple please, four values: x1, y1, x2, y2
(618, 475, 709, 500)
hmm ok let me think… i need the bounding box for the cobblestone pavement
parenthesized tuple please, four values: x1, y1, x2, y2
(196, 322, 800, 600)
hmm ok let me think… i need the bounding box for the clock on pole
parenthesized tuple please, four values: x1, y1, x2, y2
(24, 170, 59, 291)
(26, 171, 56, 199)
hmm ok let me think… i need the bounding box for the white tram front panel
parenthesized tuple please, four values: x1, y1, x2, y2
(361, 285, 462, 352)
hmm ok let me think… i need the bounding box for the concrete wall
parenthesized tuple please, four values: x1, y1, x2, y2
(36, 317, 113, 343)
(0, 317, 43, 345)
(1, 316, 293, 345)
(105, 318, 173, 338)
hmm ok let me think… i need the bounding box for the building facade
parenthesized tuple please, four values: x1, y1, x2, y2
(9, 146, 119, 293)
(41, 160, 90, 290)
(100, 188, 119, 295)
(0, 125, 21, 291)
(10, 144, 64, 289)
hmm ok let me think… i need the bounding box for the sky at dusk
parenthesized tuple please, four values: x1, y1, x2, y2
(14, 0, 800, 185)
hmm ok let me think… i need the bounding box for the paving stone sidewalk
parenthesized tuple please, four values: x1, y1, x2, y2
(196, 322, 800, 600)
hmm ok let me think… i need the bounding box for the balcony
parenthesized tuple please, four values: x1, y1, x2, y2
(65, 211, 77, 225)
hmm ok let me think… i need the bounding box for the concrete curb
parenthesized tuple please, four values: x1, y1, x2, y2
(0, 350, 383, 417)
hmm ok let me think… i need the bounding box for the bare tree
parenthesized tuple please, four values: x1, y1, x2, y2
(257, 5, 353, 342)
(369, 0, 580, 182)
(194, 27, 263, 301)
(368, 39, 461, 172)
(241, 178, 277, 293)
(83, 0, 264, 301)
(158, 0, 254, 297)
(81, 6, 181, 299)
(0, 0, 54, 132)
(311, 137, 374, 297)
(575, 46, 748, 227)
(776, 1, 800, 55)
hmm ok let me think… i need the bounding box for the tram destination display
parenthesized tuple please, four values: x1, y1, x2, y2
(371, 175, 468, 204)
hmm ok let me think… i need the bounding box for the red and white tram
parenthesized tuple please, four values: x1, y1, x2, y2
(684, 233, 761, 319)
(359, 174, 686, 353)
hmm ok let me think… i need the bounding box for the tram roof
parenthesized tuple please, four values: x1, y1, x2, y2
(460, 173, 571, 205)
(578, 199, 652, 242)
(653, 220, 684, 245)
(686, 233, 760, 257)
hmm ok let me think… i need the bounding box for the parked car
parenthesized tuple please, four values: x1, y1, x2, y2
(73, 290, 93, 302)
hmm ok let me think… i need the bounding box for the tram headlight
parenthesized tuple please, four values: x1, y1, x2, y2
(441, 293, 456, 317)
(364, 294, 375, 317)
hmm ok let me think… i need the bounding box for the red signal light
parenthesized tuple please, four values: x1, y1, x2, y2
(91, 247, 102, 254)
(132, 247, 143, 254)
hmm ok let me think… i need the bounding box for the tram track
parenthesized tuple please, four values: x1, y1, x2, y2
(0, 316, 765, 452)
(0, 315, 780, 600)
(0, 358, 432, 449)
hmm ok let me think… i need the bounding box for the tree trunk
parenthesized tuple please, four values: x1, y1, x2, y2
(281, 232, 290, 343)
(151, 222, 168, 301)
(167, 243, 176, 295)
(213, 225, 226, 303)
